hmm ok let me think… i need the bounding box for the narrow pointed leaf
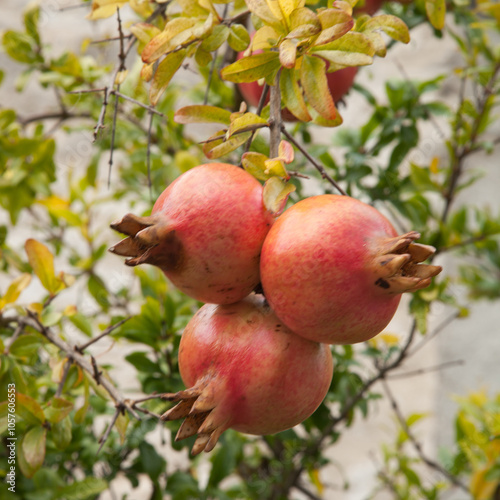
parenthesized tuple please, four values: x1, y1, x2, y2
(280, 67, 311, 122)
(301, 56, 336, 120)
(221, 52, 281, 83)
(149, 49, 186, 106)
(175, 105, 232, 125)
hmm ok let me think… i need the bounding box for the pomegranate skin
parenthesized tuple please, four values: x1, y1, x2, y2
(162, 294, 333, 454)
(110, 163, 274, 304)
(260, 195, 442, 344)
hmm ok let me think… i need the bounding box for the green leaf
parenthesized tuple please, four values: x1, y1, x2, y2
(150, 49, 187, 106)
(311, 31, 375, 67)
(125, 351, 159, 373)
(300, 55, 336, 120)
(9, 333, 42, 359)
(228, 24, 250, 52)
(16, 393, 46, 425)
(227, 112, 267, 138)
(203, 129, 252, 159)
(2, 30, 42, 64)
(280, 67, 311, 122)
(25, 239, 66, 296)
(221, 52, 281, 84)
(74, 376, 90, 424)
(52, 415, 72, 450)
(200, 24, 230, 52)
(139, 441, 166, 481)
(426, 0, 446, 30)
(44, 397, 74, 424)
(57, 478, 108, 500)
(279, 38, 297, 68)
(359, 15, 410, 44)
(174, 105, 232, 125)
(116, 412, 129, 445)
(88, 274, 110, 311)
(68, 312, 93, 337)
(22, 425, 47, 474)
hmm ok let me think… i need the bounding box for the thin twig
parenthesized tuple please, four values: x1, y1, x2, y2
(269, 71, 282, 158)
(97, 407, 122, 454)
(381, 378, 468, 491)
(76, 317, 131, 353)
(24, 311, 140, 419)
(110, 90, 166, 118)
(281, 127, 347, 195)
(387, 359, 464, 380)
(146, 111, 154, 202)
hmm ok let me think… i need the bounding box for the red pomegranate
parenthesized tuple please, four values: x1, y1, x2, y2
(260, 195, 442, 344)
(161, 294, 333, 455)
(109, 163, 275, 304)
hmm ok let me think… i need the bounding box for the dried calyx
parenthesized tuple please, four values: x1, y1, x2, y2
(109, 213, 178, 269)
(161, 380, 228, 456)
(373, 231, 442, 294)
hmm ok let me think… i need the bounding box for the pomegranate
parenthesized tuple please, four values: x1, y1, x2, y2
(260, 195, 442, 344)
(109, 163, 275, 304)
(161, 294, 333, 455)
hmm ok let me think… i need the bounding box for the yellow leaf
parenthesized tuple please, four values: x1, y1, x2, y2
(25, 239, 66, 296)
(263, 177, 295, 215)
(470, 468, 498, 500)
(264, 159, 289, 179)
(115, 69, 128, 85)
(87, 1, 128, 20)
(116, 412, 130, 445)
(129, 0, 153, 17)
(368, 332, 399, 348)
(425, 0, 446, 30)
(308, 468, 324, 496)
(430, 156, 439, 174)
(0, 273, 31, 310)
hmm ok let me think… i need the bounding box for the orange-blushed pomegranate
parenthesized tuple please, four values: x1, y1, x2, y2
(109, 163, 274, 304)
(260, 195, 442, 344)
(161, 294, 333, 455)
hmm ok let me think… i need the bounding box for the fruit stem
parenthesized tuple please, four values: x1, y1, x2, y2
(269, 70, 282, 158)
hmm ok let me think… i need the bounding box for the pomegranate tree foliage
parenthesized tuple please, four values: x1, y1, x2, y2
(0, 0, 500, 498)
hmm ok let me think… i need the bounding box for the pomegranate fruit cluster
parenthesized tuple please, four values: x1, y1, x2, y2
(110, 162, 441, 454)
